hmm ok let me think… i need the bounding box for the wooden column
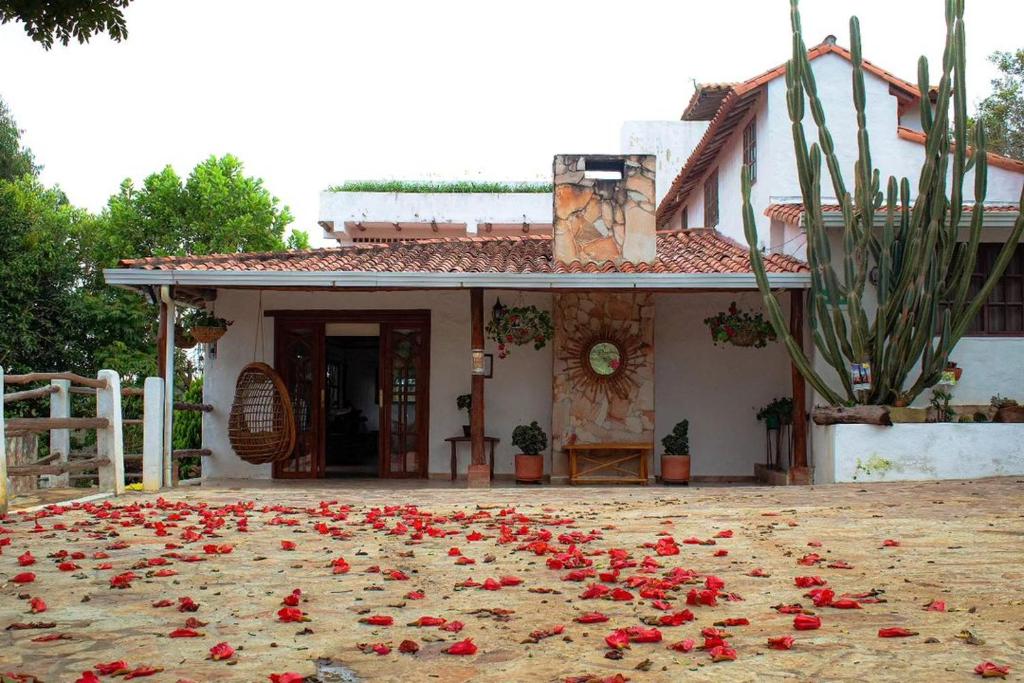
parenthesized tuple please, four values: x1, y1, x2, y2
(467, 288, 490, 488)
(156, 300, 169, 378)
(789, 289, 810, 484)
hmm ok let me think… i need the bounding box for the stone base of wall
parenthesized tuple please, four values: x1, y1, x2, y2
(814, 423, 1024, 483)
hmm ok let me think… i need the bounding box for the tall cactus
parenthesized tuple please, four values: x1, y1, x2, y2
(744, 0, 1024, 406)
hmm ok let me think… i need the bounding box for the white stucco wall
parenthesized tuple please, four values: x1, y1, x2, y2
(620, 121, 709, 205)
(201, 289, 554, 480)
(669, 52, 1022, 249)
(815, 423, 1024, 483)
(319, 191, 553, 243)
(654, 291, 795, 478)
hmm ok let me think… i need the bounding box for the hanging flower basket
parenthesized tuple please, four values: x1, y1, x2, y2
(174, 325, 197, 349)
(187, 310, 233, 344)
(486, 304, 554, 358)
(704, 302, 776, 348)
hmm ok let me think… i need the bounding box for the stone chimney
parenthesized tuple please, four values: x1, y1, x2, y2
(552, 154, 656, 266)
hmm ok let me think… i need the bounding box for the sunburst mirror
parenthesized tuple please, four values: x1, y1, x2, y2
(563, 324, 644, 400)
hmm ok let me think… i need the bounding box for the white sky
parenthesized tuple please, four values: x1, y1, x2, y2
(1, 0, 1021, 246)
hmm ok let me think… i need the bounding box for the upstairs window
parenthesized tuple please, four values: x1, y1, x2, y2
(703, 169, 719, 228)
(743, 120, 757, 184)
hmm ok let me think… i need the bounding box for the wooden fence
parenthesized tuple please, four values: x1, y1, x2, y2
(1, 367, 212, 515)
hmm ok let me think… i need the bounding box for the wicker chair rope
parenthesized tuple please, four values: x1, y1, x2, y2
(228, 362, 296, 464)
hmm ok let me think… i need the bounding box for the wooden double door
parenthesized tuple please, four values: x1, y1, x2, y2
(272, 311, 430, 479)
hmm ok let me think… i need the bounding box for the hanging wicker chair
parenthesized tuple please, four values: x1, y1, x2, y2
(228, 362, 296, 465)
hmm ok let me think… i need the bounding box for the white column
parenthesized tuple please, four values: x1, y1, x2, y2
(96, 369, 125, 495)
(142, 377, 164, 492)
(0, 366, 8, 516)
(49, 379, 71, 488)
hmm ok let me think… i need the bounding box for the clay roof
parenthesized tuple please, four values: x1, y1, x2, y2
(764, 202, 1020, 225)
(659, 41, 923, 227)
(118, 231, 808, 276)
(896, 126, 1024, 173)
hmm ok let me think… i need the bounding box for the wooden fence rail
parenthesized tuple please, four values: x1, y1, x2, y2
(2, 368, 213, 514)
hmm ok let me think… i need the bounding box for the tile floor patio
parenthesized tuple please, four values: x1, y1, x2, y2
(1, 477, 1022, 682)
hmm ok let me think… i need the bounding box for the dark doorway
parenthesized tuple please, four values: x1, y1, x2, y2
(324, 335, 380, 477)
(271, 309, 430, 480)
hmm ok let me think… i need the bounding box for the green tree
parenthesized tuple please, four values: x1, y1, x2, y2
(0, 0, 134, 49)
(0, 97, 38, 181)
(969, 49, 1024, 161)
(0, 176, 92, 374)
(98, 154, 296, 258)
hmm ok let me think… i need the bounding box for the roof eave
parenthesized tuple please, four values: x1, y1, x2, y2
(103, 268, 811, 290)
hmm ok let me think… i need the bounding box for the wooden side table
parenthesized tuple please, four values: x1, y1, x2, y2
(445, 436, 499, 481)
(564, 442, 653, 485)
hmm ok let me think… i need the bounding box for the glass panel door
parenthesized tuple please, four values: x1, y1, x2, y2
(380, 324, 428, 477)
(274, 320, 324, 478)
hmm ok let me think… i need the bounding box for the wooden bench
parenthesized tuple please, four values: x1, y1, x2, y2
(565, 442, 652, 485)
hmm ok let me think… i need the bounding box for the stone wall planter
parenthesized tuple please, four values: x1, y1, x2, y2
(812, 423, 1024, 483)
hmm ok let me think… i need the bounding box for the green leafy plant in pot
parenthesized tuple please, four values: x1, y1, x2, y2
(186, 309, 232, 344)
(512, 421, 547, 483)
(457, 393, 472, 436)
(757, 397, 794, 431)
(660, 420, 690, 484)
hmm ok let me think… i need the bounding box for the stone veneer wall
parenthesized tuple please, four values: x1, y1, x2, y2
(552, 154, 657, 265)
(551, 292, 655, 479)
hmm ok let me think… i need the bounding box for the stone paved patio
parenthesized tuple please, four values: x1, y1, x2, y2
(1, 477, 1022, 682)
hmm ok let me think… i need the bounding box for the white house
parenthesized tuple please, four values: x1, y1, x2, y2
(105, 38, 1023, 487)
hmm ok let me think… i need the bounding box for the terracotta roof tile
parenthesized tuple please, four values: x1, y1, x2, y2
(119, 230, 808, 276)
(764, 202, 1020, 224)
(897, 126, 1024, 173)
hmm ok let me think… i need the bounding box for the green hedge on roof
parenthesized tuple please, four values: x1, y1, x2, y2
(327, 180, 552, 193)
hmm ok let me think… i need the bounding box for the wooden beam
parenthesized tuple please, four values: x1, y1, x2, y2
(5, 417, 109, 434)
(157, 300, 169, 379)
(3, 384, 60, 404)
(790, 289, 809, 480)
(468, 288, 489, 487)
(4, 372, 107, 389)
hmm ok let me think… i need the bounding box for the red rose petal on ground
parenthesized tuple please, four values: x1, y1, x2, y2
(280, 540, 296, 551)
(768, 635, 795, 650)
(277, 607, 309, 622)
(76, 672, 101, 683)
(709, 645, 737, 662)
(169, 628, 203, 638)
(269, 675, 304, 683)
(574, 612, 609, 624)
(360, 615, 393, 626)
(830, 598, 862, 609)
(793, 615, 821, 630)
(974, 661, 1010, 678)
(605, 629, 630, 649)
(94, 661, 130, 675)
(410, 616, 446, 627)
(17, 551, 36, 566)
(399, 639, 419, 654)
(878, 627, 918, 638)
(209, 642, 235, 660)
(12, 572, 36, 584)
(439, 620, 465, 632)
(29, 597, 46, 614)
(668, 638, 695, 652)
(404, 590, 425, 600)
(925, 600, 947, 612)
(443, 638, 478, 655)
(882, 539, 900, 547)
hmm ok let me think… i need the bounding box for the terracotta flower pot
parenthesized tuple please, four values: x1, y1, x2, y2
(515, 454, 544, 483)
(661, 454, 691, 484)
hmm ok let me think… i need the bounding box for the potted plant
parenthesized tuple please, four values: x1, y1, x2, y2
(703, 302, 776, 348)
(660, 420, 690, 484)
(486, 304, 554, 359)
(511, 421, 547, 483)
(174, 324, 197, 349)
(187, 310, 232, 344)
(457, 393, 472, 436)
(992, 395, 1024, 423)
(756, 397, 793, 430)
